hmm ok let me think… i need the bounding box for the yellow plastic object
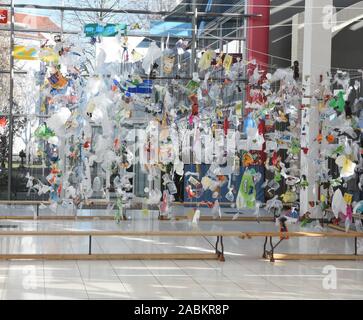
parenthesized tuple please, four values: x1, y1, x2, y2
(235, 101, 243, 116)
(335, 155, 357, 178)
(242, 153, 254, 167)
(223, 54, 233, 72)
(344, 193, 353, 205)
(39, 47, 59, 63)
(131, 49, 143, 62)
(198, 50, 215, 71)
(281, 191, 297, 203)
(40, 101, 47, 113)
(13, 45, 38, 60)
(318, 101, 325, 112)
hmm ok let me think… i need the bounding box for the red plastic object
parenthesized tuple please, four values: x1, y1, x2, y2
(0, 10, 8, 24)
(223, 118, 229, 135)
(0, 117, 7, 128)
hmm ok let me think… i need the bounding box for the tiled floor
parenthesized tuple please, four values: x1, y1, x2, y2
(1, 258, 363, 300)
(0, 217, 362, 300)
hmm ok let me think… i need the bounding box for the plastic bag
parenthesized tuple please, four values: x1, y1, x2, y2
(192, 209, 201, 225)
(34, 124, 55, 140)
(211, 200, 222, 219)
(46, 107, 71, 136)
(236, 170, 256, 210)
(335, 155, 357, 178)
(198, 50, 215, 71)
(147, 188, 162, 205)
(223, 54, 233, 73)
(332, 189, 346, 219)
(163, 56, 175, 74)
(142, 42, 162, 74)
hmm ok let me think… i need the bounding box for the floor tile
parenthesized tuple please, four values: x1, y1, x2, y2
(45, 288, 89, 300)
(0, 219, 362, 300)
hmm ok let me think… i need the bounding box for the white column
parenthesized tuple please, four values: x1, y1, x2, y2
(291, 12, 305, 64)
(300, 0, 332, 216)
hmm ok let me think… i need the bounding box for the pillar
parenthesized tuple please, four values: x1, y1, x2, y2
(300, 0, 332, 216)
(245, 0, 270, 204)
(247, 0, 270, 73)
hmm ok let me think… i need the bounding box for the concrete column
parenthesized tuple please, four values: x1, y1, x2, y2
(300, 0, 332, 216)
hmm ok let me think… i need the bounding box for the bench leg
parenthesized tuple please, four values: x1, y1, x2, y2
(215, 236, 220, 257)
(269, 236, 275, 262)
(89, 236, 92, 255)
(354, 237, 358, 256)
(219, 236, 225, 262)
(214, 236, 225, 262)
(262, 236, 268, 259)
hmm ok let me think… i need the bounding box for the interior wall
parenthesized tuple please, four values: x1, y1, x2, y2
(269, 0, 363, 70)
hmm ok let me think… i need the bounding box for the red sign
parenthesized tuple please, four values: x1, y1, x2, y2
(0, 9, 8, 24)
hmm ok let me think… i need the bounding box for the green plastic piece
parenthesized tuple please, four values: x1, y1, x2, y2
(331, 145, 344, 157)
(290, 139, 301, 156)
(300, 218, 311, 228)
(274, 171, 282, 183)
(329, 91, 345, 113)
(186, 80, 200, 93)
(34, 124, 55, 140)
(300, 179, 309, 189)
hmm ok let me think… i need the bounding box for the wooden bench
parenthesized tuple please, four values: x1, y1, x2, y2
(0, 200, 274, 222)
(239, 231, 363, 262)
(0, 230, 239, 261)
(0, 230, 361, 262)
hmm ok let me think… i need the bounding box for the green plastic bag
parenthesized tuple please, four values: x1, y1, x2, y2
(34, 124, 55, 140)
(236, 170, 256, 209)
(329, 91, 345, 113)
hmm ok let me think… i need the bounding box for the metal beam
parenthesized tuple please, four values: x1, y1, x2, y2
(190, 0, 197, 76)
(0, 3, 258, 18)
(8, 0, 15, 201)
(203, 0, 247, 33)
(0, 70, 27, 74)
(0, 27, 246, 41)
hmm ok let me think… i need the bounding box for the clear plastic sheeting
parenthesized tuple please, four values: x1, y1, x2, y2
(0, 5, 360, 233)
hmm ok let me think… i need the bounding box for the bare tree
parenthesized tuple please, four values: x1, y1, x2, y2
(62, 0, 183, 73)
(0, 30, 27, 168)
(0, 0, 31, 169)
(65, 0, 122, 25)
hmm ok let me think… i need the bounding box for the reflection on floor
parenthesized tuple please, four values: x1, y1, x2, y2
(0, 218, 362, 300)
